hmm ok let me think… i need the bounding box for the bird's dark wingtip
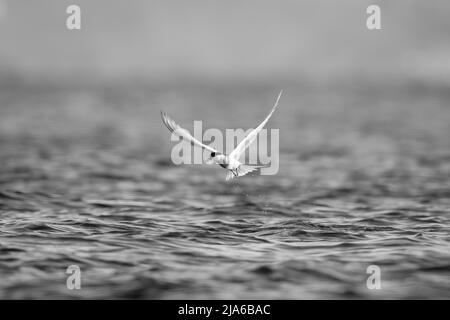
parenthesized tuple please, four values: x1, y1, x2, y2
(160, 111, 169, 128)
(160, 111, 168, 122)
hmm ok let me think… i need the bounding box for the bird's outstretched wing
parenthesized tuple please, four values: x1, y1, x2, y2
(161, 111, 218, 153)
(229, 90, 282, 160)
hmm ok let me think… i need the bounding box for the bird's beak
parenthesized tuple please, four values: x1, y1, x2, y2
(205, 157, 215, 165)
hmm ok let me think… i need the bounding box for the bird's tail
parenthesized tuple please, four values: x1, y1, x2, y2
(225, 164, 269, 181)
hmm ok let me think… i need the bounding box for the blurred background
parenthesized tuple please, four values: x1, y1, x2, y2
(0, 0, 449, 299)
(1, 0, 449, 160)
(1, 0, 450, 83)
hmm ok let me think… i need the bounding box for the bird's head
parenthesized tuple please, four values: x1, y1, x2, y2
(205, 152, 224, 164)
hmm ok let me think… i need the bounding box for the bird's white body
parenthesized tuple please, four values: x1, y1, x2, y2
(161, 91, 282, 180)
(213, 154, 240, 170)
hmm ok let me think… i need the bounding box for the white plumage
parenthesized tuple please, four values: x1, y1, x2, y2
(161, 91, 282, 180)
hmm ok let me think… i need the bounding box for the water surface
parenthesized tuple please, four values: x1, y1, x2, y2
(0, 82, 449, 299)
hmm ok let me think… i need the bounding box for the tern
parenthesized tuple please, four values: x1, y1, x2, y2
(161, 91, 282, 180)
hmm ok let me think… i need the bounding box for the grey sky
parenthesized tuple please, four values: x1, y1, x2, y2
(1, 0, 449, 82)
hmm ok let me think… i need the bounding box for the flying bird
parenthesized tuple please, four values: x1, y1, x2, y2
(161, 91, 282, 180)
